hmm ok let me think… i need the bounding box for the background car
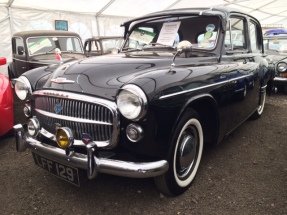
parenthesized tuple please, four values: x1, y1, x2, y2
(264, 35, 287, 93)
(84, 36, 124, 57)
(0, 57, 14, 136)
(8, 30, 86, 79)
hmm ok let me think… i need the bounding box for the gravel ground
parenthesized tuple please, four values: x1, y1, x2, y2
(0, 92, 286, 215)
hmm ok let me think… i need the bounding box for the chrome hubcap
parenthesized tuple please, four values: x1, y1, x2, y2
(177, 126, 198, 179)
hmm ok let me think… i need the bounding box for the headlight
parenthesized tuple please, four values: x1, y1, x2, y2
(117, 84, 148, 120)
(14, 76, 32, 100)
(277, 62, 287, 73)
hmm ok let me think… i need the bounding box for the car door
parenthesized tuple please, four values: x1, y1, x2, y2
(221, 15, 261, 133)
(12, 37, 28, 78)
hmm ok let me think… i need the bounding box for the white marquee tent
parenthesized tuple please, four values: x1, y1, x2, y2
(1, 0, 287, 75)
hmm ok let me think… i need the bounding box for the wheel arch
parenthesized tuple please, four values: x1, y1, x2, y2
(168, 94, 220, 151)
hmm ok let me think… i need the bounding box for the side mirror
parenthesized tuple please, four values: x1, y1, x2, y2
(0, 57, 6, 65)
(17, 46, 25, 55)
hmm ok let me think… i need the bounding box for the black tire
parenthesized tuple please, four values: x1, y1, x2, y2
(250, 89, 266, 120)
(154, 109, 203, 196)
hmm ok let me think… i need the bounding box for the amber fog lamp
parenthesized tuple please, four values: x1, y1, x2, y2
(126, 124, 144, 142)
(27, 118, 40, 137)
(56, 127, 74, 149)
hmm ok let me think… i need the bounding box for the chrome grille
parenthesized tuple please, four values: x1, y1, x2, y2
(32, 91, 119, 146)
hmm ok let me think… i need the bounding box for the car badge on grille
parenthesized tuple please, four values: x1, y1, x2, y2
(54, 100, 63, 114)
(51, 77, 75, 84)
(82, 133, 93, 144)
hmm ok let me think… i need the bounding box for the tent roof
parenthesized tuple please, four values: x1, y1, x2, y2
(0, 0, 287, 28)
(0, 0, 286, 26)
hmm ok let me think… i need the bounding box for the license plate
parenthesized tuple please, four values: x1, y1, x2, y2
(32, 152, 80, 186)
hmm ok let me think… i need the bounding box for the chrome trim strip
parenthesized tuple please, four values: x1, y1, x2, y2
(160, 80, 228, 100)
(274, 77, 287, 82)
(35, 109, 112, 125)
(159, 74, 253, 100)
(33, 90, 120, 149)
(14, 124, 169, 179)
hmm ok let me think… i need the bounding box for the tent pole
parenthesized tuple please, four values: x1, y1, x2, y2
(96, 16, 101, 36)
(8, 7, 13, 37)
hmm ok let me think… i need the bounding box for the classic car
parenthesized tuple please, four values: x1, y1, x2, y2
(0, 57, 14, 136)
(264, 35, 287, 93)
(8, 30, 85, 79)
(13, 7, 273, 196)
(84, 36, 124, 57)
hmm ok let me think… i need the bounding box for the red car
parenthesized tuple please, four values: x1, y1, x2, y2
(0, 57, 14, 136)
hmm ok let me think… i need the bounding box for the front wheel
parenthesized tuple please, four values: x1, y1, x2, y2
(154, 109, 203, 196)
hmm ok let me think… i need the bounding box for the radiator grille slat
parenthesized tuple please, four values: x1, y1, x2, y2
(34, 96, 113, 141)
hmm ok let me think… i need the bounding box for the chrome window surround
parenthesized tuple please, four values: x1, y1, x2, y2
(32, 90, 120, 149)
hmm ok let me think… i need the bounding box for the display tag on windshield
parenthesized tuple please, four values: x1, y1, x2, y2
(129, 29, 156, 44)
(28, 38, 52, 54)
(157, 21, 181, 46)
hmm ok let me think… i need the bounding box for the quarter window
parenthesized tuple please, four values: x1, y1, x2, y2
(225, 17, 246, 50)
(249, 21, 259, 52)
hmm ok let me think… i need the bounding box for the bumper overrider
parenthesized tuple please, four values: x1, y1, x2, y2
(14, 124, 168, 179)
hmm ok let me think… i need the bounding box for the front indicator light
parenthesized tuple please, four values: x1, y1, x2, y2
(56, 127, 74, 149)
(126, 123, 144, 142)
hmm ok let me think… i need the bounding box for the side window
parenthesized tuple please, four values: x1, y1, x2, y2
(225, 17, 246, 50)
(249, 21, 260, 52)
(15, 37, 25, 55)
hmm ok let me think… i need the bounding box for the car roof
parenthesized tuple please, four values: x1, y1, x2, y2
(13, 30, 81, 38)
(122, 7, 257, 27)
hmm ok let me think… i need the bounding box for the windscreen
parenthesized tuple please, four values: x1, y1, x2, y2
(123, 16, 220, 50)
(27, 36, 83, 55)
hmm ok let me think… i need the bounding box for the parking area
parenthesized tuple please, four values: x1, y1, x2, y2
(0, 93, 286, 215)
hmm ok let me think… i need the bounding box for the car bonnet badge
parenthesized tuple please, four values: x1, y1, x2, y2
(54, 99, 63, 114)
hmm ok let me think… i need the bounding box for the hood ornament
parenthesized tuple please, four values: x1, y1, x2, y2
(51, 77, 75, 84)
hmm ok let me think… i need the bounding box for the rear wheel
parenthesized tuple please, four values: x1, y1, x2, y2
(250, 89, 266, 120)
(154, 109, 203, 196)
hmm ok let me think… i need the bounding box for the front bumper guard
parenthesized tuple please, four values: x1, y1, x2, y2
(14, 124, 169, 179)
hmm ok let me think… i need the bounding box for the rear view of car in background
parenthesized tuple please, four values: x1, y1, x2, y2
(0, 57, 14, 136)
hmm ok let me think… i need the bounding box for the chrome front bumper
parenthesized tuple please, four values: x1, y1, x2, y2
(274, 77, 287, 82)
(14, 124, 168, 179)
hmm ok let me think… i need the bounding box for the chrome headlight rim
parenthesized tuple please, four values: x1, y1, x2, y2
(13, 76, 32, 100)
(117, 84, 148, 121)
(276, 62, 287, 73)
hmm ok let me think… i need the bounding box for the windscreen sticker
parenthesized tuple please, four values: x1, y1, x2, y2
(28, 38, 52, 54)
(129, 29, 156, 44)
(206, 24, 215, 32)
(156, 21, 181, 46)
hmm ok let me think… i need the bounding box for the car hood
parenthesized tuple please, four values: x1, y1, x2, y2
(43, 52, 218, 101)
(265, 53, 287, 63)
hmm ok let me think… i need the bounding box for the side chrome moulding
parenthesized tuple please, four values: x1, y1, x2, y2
(14, 124, 169, 179)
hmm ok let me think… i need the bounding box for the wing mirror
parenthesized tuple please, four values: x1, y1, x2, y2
(17, 46, 25, 55)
